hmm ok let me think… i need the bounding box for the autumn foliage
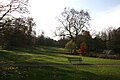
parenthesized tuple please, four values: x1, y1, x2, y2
(79, 42, 87, 56)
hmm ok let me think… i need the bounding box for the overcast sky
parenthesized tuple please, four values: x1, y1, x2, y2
(19, 0, 120, 39)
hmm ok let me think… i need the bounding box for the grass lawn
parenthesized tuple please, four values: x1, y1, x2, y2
(0, 46, 120, 80)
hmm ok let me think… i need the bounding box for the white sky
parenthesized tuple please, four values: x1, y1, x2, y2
(28, 0, 120, 40)
(29, 0, 68, 39)
(91, 5, 120, 31)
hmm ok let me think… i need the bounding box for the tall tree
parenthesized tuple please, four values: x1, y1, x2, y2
(55, 8, 91, 53)
(77, 30, 93, 52)
(65, 39, 75, 53)
(99, 27, 114, 50)
(92, 35, 106, 52)
(0, 17, 36, 49)
(0, 0, 29, 21)
(108, 27, 120, 53)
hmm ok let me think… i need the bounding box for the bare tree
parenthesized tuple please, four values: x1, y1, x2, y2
(55, 8, 91, 53)
(0, 0, 29, 21)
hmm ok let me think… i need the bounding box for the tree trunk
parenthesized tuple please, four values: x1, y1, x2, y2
(73, 38, 78, 54)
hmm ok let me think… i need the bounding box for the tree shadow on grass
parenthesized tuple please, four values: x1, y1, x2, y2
(0, 50, 34, 64)
(0, 49, 95, 65)
(12, 47, 70, 59)
(1, 66, 120, 80)
(0, 50, 68, 65)
(5, 47, 74, 62)
(10, 46, 64, 54)
(0, 66, 99, 80)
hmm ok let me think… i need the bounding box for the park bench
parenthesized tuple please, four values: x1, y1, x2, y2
(68, 57, 82, 64)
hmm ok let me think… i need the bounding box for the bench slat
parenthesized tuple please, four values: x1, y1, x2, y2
(68, 58, 82, 64)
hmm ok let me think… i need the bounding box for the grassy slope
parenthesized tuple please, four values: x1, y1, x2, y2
(0, 46, 120, 80)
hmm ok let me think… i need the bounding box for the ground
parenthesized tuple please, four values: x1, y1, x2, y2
(0, 46, 120, 80)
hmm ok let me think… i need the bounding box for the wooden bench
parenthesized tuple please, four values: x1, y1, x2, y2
(68, 57, 82, 64)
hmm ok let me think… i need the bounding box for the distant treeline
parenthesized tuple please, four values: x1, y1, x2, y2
(0, 17, 66, 49)
(0, 17, 120, 53)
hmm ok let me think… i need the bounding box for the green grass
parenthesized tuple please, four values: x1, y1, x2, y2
(0, 46, 120, 80)
(1, 66, 120, 80)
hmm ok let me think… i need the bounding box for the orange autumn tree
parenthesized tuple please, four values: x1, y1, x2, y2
(79, 42, 87, 56)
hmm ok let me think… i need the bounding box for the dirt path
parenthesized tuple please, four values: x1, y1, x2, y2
(0, 63, 120, 67)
